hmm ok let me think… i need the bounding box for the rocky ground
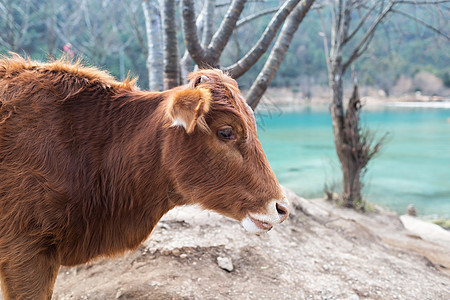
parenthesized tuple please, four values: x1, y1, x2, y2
(2, 188, 449, 299)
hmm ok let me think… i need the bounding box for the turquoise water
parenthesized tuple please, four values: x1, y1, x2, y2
(256, 104, 450, 218)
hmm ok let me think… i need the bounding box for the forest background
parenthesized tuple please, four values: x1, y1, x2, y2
(2, 0, 449, 98)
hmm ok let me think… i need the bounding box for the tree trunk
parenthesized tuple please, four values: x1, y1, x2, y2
(327, 1, 362, 208)
(142, 0, 164, 91)
(161, 0, 180, 89)
(341, 159, 362, 207)
(330, 74, 366, 207)
(201, 0, 215, 47)
(329, 62, 358, 207)
(343, 84, 366, 207)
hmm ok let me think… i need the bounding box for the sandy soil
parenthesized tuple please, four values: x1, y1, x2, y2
(1, 188, 449, 299)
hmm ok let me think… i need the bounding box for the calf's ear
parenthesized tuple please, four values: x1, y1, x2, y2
(166, 88, 212, 134)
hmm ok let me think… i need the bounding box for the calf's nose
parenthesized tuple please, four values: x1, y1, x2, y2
(275, 200, 289, 222)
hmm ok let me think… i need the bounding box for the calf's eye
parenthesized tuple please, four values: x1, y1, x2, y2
(218, 127, 236, 140)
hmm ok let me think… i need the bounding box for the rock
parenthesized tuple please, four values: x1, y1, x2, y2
(115, 289, 124, 299)
(400, 215, 450, 247)
(217, 256, 233, 272)
(160, 222, 171, 230)
(407, 204, 417, 216)
(348, 294, 359, 300)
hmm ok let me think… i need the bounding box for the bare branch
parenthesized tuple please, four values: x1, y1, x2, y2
(246, 0, 316, 109)
(206, 0, 247, 65)
(126, 2, 147, 53)
(180, 3, 206, 79)
(216, 0, 265, 8)
(202, 0, 216, 46)
(329, 0, 338, 58)
(317, 9, 331, 75)
(394, 0, 450, 4)
(354, 27, 376, 58)
(231, 30, 242, 61)
(224, 0, 302, 78)
(339, 0, 352, 46)
(215, 1, 231, 8)
(181, 0, 207, 67)
(236, 7, 279, 27)
(16, 1, 33, 47)
(342, 1, 395, 73)
(0, 0, 38, 51)
(336, 0, 344, 43)
(391, 8, 450, 40)
(345, 2, 379, 44)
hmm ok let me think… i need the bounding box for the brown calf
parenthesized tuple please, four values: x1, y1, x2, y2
(0, 55, 289, 299)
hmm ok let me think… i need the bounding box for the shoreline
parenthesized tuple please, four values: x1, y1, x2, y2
(253, 91, 450, 222)
(253, 87, 450, 112)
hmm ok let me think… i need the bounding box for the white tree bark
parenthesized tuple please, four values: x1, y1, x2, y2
(143, 0, 164, 91)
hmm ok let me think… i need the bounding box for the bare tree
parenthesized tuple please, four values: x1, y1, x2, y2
(143, 0, 164, 91)
(0, 0, 37, 52)
(139, 0, 316, 106)
(181, 0, 248, 68)
(181, 0, 315, 104)
(318, 0, 449, 208)
(340, 83, 386, 209)
(53, 0, 136, 66)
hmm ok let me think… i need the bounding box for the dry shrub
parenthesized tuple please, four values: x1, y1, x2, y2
(340, 84, 387, 210)
(413, 71, 444, 95)
(392, 75, 414, 95)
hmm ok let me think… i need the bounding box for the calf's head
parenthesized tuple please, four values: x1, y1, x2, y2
(163, 69, 289, 233)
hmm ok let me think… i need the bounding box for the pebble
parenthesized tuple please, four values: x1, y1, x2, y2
(115, 289, 124, 299)
(160, 223, 171, 230)
(217, 256, 234, 272)
(348, 294, 359, 300)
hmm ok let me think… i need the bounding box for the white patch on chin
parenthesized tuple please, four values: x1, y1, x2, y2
(171, 118, 187, 130)
(241, 216, 269, 234)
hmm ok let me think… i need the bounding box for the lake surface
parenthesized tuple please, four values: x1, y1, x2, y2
(256, 103, 450, 218)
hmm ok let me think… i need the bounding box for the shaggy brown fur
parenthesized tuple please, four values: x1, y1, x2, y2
(0, 54, 283, 299)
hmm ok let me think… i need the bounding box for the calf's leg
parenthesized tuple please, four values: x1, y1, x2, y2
(0, 248, 60, 300)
